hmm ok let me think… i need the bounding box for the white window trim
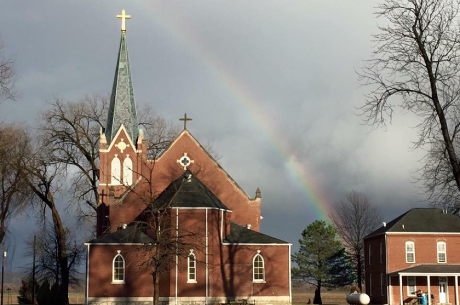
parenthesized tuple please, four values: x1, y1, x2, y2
(407, 276, 416, 296)
(123, 155, 133, 185)
(111, 155, 121, 185)
(253, 253, 265, 283)
(437, 241, 447, 263)
(187, 252, 197, 283)
(405, 241, 415, 263)
(112, 253, 125, 284)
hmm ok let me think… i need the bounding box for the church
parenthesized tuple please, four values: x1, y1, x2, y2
(85, 11, 291, 305)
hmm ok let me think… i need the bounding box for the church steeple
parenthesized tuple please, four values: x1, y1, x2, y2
(105, 10, 138, 146)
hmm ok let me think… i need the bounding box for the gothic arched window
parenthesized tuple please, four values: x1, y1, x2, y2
(111, 155, 121, 185)
(123, 155, 133, 185)
(188, 251, 196, 283)
(253, 253, 265, 282)
(112, 252, 125, 283)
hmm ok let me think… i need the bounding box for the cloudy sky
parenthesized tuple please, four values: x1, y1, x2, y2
(1, 1, 429, 271)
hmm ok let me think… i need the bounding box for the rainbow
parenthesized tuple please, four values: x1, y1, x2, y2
(121, 3, 333, 221)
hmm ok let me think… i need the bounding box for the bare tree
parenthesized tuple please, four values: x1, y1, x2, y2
(40, 97, 180, 220)
(329, 191, 382, 292)
(121, 161, 203, 305)
(0, 40, 16, 102)
(26, 224, 84, 287)
(17, 134, 72, 305)
(0, 124, 31, 244)
(358, 0, 460, 211)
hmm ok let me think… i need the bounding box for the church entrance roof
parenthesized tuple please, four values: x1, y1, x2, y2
(154, 171, 230, 210)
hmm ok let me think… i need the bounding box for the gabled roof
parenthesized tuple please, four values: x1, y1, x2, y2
(224, 222, 289, 244)
(88, 225, 154, 244)
(156, 130, 255, 200)
(365, 208, 460, 239)
(105, 32, 138, 145)
(155, 171, 230, 210)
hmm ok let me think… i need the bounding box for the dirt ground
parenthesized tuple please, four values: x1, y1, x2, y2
(292, 288, 350, 305)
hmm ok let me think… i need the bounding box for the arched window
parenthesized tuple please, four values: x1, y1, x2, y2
(188, 252, 196, 283)
(123, 155, 133, 185)
(437, 241, 446, 263)
(112, 252, 125, 283)
(405, 241, 415, 263)
(253, 253, 265, 282)
(111, 155, 121, 185)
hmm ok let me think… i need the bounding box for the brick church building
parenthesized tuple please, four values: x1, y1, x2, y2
(85, 11, 291, 305)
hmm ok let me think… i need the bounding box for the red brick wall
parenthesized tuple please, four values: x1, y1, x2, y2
(89, 208, 290, 299)
(104, 131, 261, 234)
(387, 234, 460, 272)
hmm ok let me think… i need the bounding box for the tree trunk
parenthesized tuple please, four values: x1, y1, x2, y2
(357, 252, 362, 292)
(153, 272, 160, 305)
(314, 281, 322, 304)
(50, 203, 69, 304)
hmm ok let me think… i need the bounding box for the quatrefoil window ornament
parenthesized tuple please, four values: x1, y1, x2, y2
(177, 153, 194, 170)
(115, 138, 130, 153)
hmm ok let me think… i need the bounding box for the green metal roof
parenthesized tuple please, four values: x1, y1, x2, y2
(105, 32, 138, 145)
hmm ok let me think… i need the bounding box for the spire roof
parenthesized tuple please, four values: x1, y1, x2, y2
(106, 32, 138, 145)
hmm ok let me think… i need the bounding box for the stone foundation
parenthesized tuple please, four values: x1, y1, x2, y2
(88, 296, 291, 305)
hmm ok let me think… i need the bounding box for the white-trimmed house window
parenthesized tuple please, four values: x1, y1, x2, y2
(253, 252, 265, 282)
(188, 250, 197, 283)
(111, 154, 121, 185)
(407, 276, 416, 296)
(380, 273, 384, 296)
(405, 241, 415, 263)
(437, 241, 447, 263)
(123, 155, 133, 185)
(112, 251, 125, 284)
(368, 245, 372, 265)
(380, 242, 383, 264)
(369, 274, 373, 296)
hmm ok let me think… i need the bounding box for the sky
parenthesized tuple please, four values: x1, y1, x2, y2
(1, 1, 429, 272)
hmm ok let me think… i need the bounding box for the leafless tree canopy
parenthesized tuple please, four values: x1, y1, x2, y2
(40, 97, 181, 220)
(0, 124, 31, 244)
(329, 191, 382, 291)
(359, 0, 460, 212)
(16, 132, 72, 304)
(0, 40, 16, 102)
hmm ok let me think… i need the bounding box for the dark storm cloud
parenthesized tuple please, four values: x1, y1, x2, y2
(1, 0, 430, 267)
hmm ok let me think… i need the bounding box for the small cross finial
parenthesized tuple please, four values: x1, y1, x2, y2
(117, 9, 131, 33)
(179, 113, 192, 130)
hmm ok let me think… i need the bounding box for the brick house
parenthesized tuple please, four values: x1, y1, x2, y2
(85, 13, 291, 305)
(364, 208, 460, 305)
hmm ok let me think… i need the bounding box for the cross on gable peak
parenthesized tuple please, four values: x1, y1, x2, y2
(179, 113, 192, 130)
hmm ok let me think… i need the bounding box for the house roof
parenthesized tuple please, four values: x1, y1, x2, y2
(88, 225, 154, 244)
(390, 264, 460, 275)
(155, 171, 230, 210)
(365, 208, 460, 239)
(224, 222, 289, 244)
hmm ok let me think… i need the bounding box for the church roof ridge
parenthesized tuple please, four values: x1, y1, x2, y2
(105, 31, 138, 146)
(156, 130, 257, 201)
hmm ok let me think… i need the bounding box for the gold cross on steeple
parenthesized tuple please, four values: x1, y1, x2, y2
(179, 113, 192, 130)
(117, 9, 131, 33)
